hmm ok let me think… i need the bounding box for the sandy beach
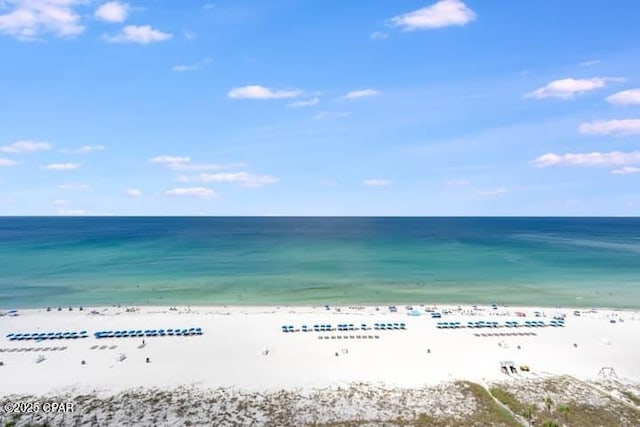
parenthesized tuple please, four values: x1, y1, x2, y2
(1, 304, 639, 396)
(2, 304, 640, 425)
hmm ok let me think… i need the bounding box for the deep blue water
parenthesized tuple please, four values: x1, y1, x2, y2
(0, 217, 639, 308)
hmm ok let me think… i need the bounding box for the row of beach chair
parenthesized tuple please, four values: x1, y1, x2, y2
(6, 331, 88, 341)
(282, 322, 406, 333)
(437, 319, 565, 329)
(94, 327, 203, 338)
(474, 332, 537, 337)
(0, 346, 67, 352)
(318, 335, 380, 340)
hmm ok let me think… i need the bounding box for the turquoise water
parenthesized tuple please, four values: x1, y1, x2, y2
(0, 217, 639, 308)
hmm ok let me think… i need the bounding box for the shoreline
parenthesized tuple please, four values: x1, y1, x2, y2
(4, 300, 640, 312)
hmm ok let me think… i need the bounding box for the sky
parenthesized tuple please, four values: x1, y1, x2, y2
(1, 0, 640, 216)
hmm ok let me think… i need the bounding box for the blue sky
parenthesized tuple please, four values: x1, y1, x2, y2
(1, 0, 639, 216)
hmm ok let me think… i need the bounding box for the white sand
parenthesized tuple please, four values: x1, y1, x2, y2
(1, 304, 639, 396)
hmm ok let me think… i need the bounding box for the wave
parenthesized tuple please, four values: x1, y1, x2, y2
(511, 233, 640, 254)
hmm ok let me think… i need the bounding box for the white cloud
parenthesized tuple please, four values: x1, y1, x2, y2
(476, 188, 507, 196)
(195, 172, 278, 188)
(174, 162, 246, 172)
(172, 58, 211, 72)
(228, 85, 302, 100)
(0, 0, 85, 40)
(126, 188, 142, 197)
(150, 155, 191, 165)
(172, 64, 199, 72)
(370, 31, 388, 40)
(63, 144, 105, 153)
(0, 140, 51, 153)
(58, 183, 89, 190)
(42, 162, 80, 170)
(341, 89, 380, 99)
(103, 25, 172, 44)
(578, 119, 640, 136)
(525, 77, 623, 99)
(606, 89, 640, 106)
(390, 0, 476, 31)
(57, 208, 85, 216)
(0, 158, 17, 166)
(313, 111, 351, 120)
(94, 1, 129, 23)
(362, 178, 390, 187)
(165, 187, 217, 198)
(287, 97, 319, 108)
(52, 199, 69, 205)
(150, 155, 244, 171)
(532, 151, 640, 168)
(611, 166, 640, 175)
(198, 172, 279, 188)
(579, 59, 600, 67)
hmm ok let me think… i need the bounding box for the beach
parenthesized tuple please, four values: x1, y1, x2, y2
(2, 304, 639, 392)
(2, 304, 640, 425)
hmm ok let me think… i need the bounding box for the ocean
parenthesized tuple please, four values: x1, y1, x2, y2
(0, 217, 639, 309)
